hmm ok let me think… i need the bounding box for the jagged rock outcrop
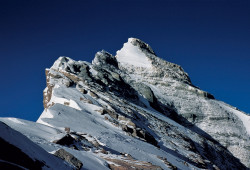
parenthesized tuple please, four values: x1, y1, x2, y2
(54, 149, 83, 169)
(1, 38, 249, 170)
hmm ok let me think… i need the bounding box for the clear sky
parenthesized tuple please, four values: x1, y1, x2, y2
(0, 0, 249, 121)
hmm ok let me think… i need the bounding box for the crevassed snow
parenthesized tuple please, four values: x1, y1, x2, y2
(116, 39, 152, 68)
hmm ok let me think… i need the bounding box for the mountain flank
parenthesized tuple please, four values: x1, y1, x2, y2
(1, 38, 249, 169)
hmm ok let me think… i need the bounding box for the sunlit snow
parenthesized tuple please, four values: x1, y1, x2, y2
(116, 38, 152, 68)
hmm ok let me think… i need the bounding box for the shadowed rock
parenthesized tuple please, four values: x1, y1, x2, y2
(54, 149, 83, 169)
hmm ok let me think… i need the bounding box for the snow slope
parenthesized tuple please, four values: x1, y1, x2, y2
(0, 117, 111, 170)
(0, 121, 70, 169)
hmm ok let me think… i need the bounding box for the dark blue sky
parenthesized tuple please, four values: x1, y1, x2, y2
(0, 0, 249, 121)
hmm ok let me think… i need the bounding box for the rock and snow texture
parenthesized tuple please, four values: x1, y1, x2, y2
(0, 121, 71, 169)
(0, 38, 249, 169)
(0, 118, 110, 170)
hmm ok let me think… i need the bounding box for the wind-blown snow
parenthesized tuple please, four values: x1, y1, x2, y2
(116, 38, 152, 68)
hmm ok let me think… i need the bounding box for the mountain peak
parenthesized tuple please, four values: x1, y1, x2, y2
(127, 37, 156, 55)
(116, 38, 192, 85)
(2, 38, 248, 169)
(116, 38, 153, 69)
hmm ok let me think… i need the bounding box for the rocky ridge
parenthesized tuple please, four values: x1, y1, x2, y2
(0, 38, 249, 169)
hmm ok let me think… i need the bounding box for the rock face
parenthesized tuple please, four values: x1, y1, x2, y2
(36, 38, 250, 169)
(116, 38, 250, 167)
(54, 149, 83, 169)
(1, 38, 249, 170)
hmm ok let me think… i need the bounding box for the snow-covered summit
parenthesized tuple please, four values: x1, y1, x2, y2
(116, 38, 153, 68)
(1, 38, 249, 169)
(116, 38, 192, 85)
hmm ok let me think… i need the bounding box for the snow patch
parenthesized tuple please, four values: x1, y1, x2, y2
(116, 39, 152, 68)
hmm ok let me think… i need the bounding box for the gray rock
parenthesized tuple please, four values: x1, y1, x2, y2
(129, 38, 156, 55)
(135, 83, 155, 103)
(53, 134, 76, 147)
(54, 149, 83, 169)
(92, 50, 118, 69)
